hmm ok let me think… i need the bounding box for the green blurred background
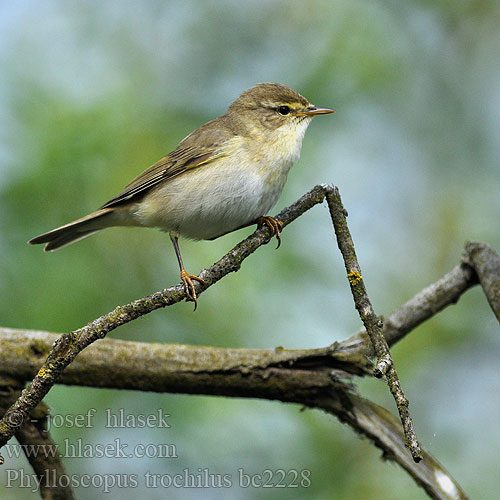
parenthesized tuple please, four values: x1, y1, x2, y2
(1, 1, 499, 498)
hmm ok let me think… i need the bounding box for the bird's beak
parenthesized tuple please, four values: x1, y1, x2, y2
(296, 106, 335, 117)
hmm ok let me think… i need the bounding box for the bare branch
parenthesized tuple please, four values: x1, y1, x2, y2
(464, 241, 500, 323)
(16, 414, 75, 500)
(0, 328, 370, 391)
(316, 393, 469, 500)
(0, 329, 469, 500)
(325, 186, 422, 461)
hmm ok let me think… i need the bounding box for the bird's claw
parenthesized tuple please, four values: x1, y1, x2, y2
(180, 269, 205, 311)
(257, 216, 284, 249)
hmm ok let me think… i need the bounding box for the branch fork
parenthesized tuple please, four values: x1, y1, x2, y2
(2, 184, 497, 500)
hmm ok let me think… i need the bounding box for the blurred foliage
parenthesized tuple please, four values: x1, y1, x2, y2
(0, 1, 499, 499)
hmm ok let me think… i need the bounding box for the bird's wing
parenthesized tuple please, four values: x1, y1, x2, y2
(100, 118, 233, 209)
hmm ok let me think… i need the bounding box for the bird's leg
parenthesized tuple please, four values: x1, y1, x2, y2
(256, 216, 284, 249)
(169, 232, 205, 310)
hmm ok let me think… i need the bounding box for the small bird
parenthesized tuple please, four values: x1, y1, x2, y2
(29, 83, 334, 307)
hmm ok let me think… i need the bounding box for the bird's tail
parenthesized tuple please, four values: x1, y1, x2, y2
(28, 208, 116, 251)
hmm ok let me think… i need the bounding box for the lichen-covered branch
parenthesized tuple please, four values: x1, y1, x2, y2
(0, 328, 370, 391)
(324, 186, 422, 462)
(0, 329, 468, 500)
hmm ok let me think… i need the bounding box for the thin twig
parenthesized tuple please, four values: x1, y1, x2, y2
(340, 243, 498, 355)
(325, 186, 422, 462)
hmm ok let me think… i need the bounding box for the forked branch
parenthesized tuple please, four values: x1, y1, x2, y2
(1, 185, 497, 499)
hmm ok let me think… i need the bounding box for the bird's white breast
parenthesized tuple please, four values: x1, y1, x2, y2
(132, 118, 312, 240)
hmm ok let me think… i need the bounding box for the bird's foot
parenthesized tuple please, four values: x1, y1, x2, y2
(180, 269, 205, 311)
(257, 216, 284, 249)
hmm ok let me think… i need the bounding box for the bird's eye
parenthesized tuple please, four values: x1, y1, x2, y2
(277, 105, 290, 115)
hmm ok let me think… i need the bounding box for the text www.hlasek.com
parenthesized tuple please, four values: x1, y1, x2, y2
(5, 468, 311, 492)
(2, 438, 177, 459)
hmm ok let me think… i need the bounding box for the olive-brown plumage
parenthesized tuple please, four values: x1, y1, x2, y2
(29, 83, 334, 306)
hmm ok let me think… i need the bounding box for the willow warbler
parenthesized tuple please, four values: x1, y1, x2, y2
(29, 83, 334, 307)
